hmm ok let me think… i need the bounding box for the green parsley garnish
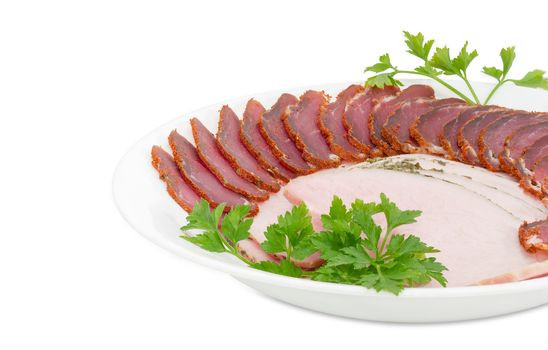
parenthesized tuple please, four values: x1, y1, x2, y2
(181, 194, 447, 295)
(364, 31, 548, 105)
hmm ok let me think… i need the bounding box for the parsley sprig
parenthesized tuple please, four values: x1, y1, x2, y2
(181, 195, 447, 295)
(365, 31, 548, 105)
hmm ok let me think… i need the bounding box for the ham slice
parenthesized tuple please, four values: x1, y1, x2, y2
(237, 239, 278, 263)
(151, 145, 200, 212)
(283, 90, 341, 168)
(191, 119, 269, 202)
(458, 110, 515, 165)
(516, 135, 548, 182)
(168, 130, 258, 214)
(282, 156, 548, 287)
(519, 219, 548, 252)
(500, 121, 548, 177)
(411, 104, 470, 155)
(478, 113, 548, 171)
(319, 84, 366, 161)
(369, 85, 435, 156)
(441, 105, 503, 160)
(216, 105, 281, 192)
(240, 99, 296, 183)
(259, 93, 315, 175)
(343, 86, 400, 157)
(382, 97, 464, 153)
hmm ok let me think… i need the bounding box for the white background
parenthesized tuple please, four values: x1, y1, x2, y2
(1, 0, 547, 349)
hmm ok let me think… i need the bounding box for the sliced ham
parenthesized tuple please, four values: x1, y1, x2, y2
(519, 219, 548, 252)
(500, 121, 548, 177)
(369, 84, 435, 156)
(318, 84, 366, 161)
(411, 104, 470, 155)
(343, 86, 400, 157)
(283, 90, 341, 168)
(191, 118, 269, 202)
(168, 130, 258, 214)
(478, 113, 548, 171)
(151, 145, 200, 213)
(237, 238, 278, 263)
(382, 97, 464, 154)
(259, 93, 315, 175)
(282, 156, 548, 287)
(240, 99, 296, 183)
(515, 135, 548, 181)
(216, 105, 281, 192)
(458, 110, 515, 165)
(440, 105, 503, 160)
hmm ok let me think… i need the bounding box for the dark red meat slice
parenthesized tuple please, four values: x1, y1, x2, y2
(343, 86, 400, 157)
(151, 145, 200, 213)
(369, 84, 435, 156)
(318, 84, 365, 161)
(240, 99, 296, 183)
(382, 97, 464, 154)
(516, 135, 548, 181)
(216, 105, 280, 192)
(283, 90, 341, 169)
(191, 118, 269, 202)
(411, 104, 470, 155)
(500, 121, 548, 176)
(458, 110, 515, 165)
(440, 105, 503, 160)
(519, 219, 548, 252)
(259, 93, 315, 175)
(478, 113, 548, 171)
(168, 130, 258, 214)
(520, 155, 548, 201)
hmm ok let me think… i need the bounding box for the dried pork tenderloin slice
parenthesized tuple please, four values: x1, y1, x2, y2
(516, 135, 548, 181)
(240, 99, 296, 183)
(519, 219, 548, 252)
(478, 113, 548, 171)
(369, 84, 435, 156)
(458, 110, 515, 165)
(249, 191, 323, 269)
(282, 161, 548, 287)
(319, 84, 366, 161)
(411, 104, 470, 155)
(151, 145, 201, 212)
(343, 86, 400, 156)
(217, 105, 280, 192)
(440, 105, 503, 160)
(259, 93, 315, 175)
(382, 97, 464, 153)
(283, 90, 341, 168)
(191, 118, 269, 202)
(500, 121, 548, 177)
(168, 130, 258, 214)
(523, 156, 548, 200)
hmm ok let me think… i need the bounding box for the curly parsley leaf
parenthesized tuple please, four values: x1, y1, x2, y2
(511, 69, 548, 89)
(180, 200, 227, 252)
(252, 259, 303, 278)
(403, 31, 434, 61)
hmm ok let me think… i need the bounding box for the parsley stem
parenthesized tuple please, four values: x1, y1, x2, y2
(396, 70, 476, 104)
(461, 72, 481, 104)
(483, 79, 508, 104)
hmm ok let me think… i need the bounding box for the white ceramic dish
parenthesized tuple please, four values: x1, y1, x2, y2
(113, 79, 548, 323)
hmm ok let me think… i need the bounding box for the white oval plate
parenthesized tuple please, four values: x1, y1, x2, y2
(113, 79, 548, 323)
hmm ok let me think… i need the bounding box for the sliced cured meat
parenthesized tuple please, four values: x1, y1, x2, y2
(478, 113, 548, 171)
(343, 86, 400, 156)
(500, 121, 548, 176)
(476, 260, 548, 285)
(318, 84, 365, 161)
(521, 155, 548, 201)
(458, 110, 515, 165)
(259, 93, 315, 175)
(369, 84, 435, 156)
(382, 97, 464, 153)
(515, 135, 548, 181)
(282, 157, 548, 287)
(519, 219, 548, 252)
(440, 105, 503, 160)
(411, 104, 470, 155)
(240, 99, 296, 183)
(151, 145, 200, 212)
(237, 238, 277, 263)
(168, 130, 258, 214)
(216, 105, 280, 192)
(191, 118, 269, 202)
(283, 90, 340, 169)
